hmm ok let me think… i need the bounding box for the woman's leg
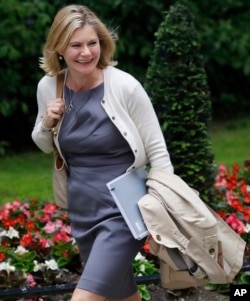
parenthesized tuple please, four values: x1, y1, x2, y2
(70, 287, 141, 301)
(70, 288, 106, 301)
(110, 290, 141, 301)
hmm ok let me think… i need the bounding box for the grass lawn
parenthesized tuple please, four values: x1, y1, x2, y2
(0, 117, 249, 205)
(0, 151, 54, 204)
(211, 117, 250, 166)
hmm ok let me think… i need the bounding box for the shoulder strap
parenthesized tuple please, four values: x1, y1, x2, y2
(56, 72, 65, 98)
(53, 71, 65, 154)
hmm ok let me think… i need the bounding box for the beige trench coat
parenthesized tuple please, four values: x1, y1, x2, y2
(138, 168, 246, 290)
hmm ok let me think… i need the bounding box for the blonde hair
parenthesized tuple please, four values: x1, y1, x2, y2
(39, 5, 117, 76)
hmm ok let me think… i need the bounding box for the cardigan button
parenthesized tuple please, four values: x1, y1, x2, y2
(123, 132, 127, 136)
(209, 248, 215, 255)
(52, 128, 58, 136)
(112, 116, 115, 120)
(134, 149, 137, 153)
(101, 100, 105, 104)
(156, 234, 161, 241)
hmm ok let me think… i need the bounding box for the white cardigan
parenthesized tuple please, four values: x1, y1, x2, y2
(31, 66, 173, 173)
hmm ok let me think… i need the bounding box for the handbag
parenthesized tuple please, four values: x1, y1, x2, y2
(52, 72, 68, 209)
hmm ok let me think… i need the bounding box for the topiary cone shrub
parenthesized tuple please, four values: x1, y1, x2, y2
(145, 2, 216, 202)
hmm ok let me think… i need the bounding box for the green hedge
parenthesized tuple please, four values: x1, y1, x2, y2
(1, 0, 250, 152)
(145, 2, 215, 201)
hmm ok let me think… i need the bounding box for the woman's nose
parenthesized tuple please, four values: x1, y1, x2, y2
(80, 45, 90, 55)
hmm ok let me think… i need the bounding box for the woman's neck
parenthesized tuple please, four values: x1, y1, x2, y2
(66, 68, 103, 92)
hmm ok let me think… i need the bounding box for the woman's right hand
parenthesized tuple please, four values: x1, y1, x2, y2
(42, 98, 65, 129)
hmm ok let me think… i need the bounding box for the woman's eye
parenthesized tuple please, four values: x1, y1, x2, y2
(89, 41, 97, 46)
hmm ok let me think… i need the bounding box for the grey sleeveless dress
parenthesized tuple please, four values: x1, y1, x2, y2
(59, 83, 146, 298)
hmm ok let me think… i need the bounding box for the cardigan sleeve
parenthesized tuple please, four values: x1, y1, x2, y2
(102, 66, 174, 173)
(126, 82, 174, 173)
(31, 75, 56, 153)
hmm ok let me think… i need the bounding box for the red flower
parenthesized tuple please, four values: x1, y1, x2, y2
(39, 237, 50, 248)
(62, 250, 69, 257)
(217, 210, 227, 219)
(17, 214, 26, 225)
(1, 218, 16, 229)
(53, 231, 71, 243)
(242, 208, 250, 222)
(0, 251, 5, 262)
(226, 191, 242, 209)
(42, 202, 58, 216)
(244, 194, 250, 204)
(20, 232, 33, 247)
(26, 220, 37, 231)
(1, 241, 9, 248)
(142, 241, 150, 254)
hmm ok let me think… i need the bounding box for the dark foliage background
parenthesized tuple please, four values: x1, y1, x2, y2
(1, 0, 250, 152)
(145, 3, 215, 201)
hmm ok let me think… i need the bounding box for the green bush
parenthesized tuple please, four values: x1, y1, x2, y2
(0, 0, 58, 117)
(1, 0, 250, 152)
(0, 0, 64, 152)
(145, 2, 216, 201)
(181, 0, 250, 118)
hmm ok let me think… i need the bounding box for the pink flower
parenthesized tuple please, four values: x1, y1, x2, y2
(225, 214, 246, 235)
(26, 274, 36, 288)
(44, 221, 56, 233)
(44, 219, 65, 234)
(62, 224, 71, 234)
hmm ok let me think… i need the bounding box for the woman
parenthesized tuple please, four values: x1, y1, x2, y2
(32, 4, 173, 301)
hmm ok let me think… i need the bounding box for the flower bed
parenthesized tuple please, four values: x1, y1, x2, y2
(0, 199, 157, 300)
(212, 163, 250, 258)
(0, 162, 249, 299)
(0, 200, 80, 289)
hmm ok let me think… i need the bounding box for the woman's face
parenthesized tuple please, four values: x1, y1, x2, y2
(61, 25, 101, 76)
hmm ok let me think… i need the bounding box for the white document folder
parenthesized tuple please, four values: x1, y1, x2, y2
(106, 166, 149, 240)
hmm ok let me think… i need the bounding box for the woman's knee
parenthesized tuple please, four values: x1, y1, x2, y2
(110, 290, 141, 301)
(70, 288, 106, 301)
